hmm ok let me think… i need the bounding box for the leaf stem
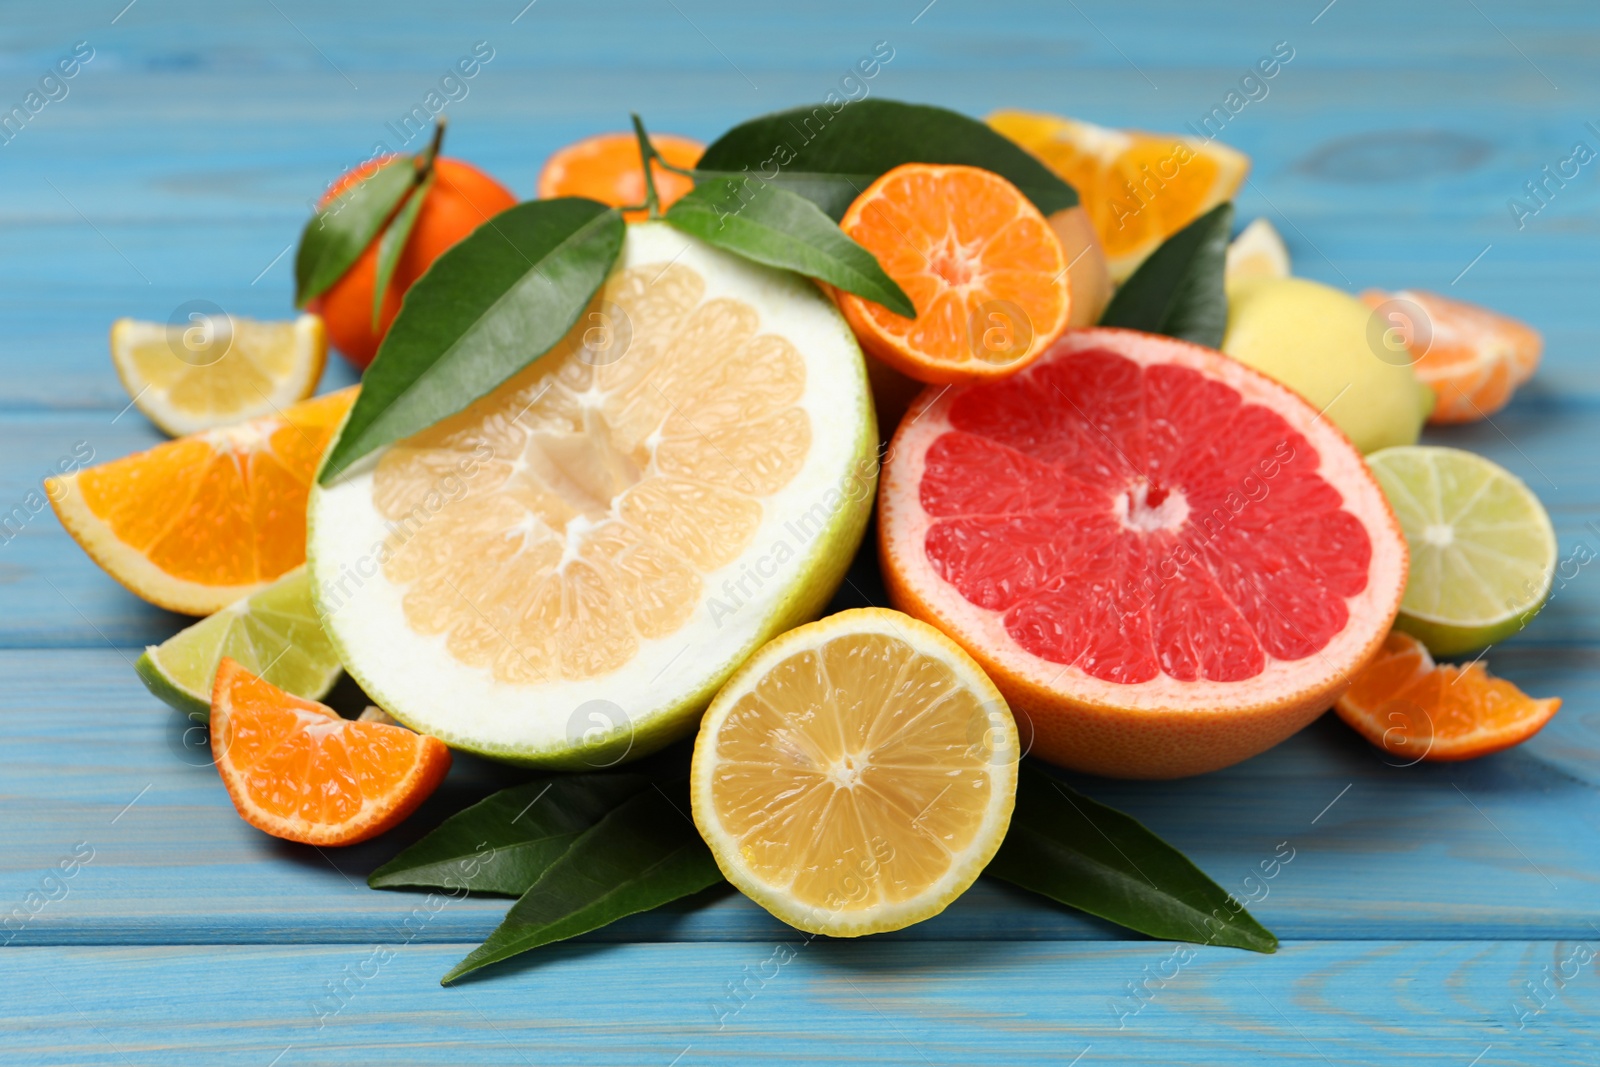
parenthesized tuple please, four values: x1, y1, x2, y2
(629, 113, 662, 219)
(417, 115, 448, 182)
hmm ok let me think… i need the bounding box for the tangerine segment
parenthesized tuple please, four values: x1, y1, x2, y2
(1359, 289, 1543, 423)
(1335, 631, 1560, 761)
(211, 658, 451, 846)
(836, 164, 1071, 385)
(48, 388, 356, 616)
(537, 132, 703, 222)
(368, 261, 810, 684)
(692, 608, 1018, 936)
(988, 110, 1249, 282)
(879, 328, 1408, 779)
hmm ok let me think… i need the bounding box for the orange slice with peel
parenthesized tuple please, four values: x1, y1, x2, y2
(211, 658, 451, 846)
(537, 131, 703, 222)
(1335, 630, 1560, 762)
(835, 163, 1071, 385)
(47, 388, 356, 615)
(1358, 289, 1542, 423)
(989, 110, 1249, 283)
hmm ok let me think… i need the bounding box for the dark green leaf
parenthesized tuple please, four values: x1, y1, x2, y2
(665, 177, 914, 317)
(319, 198, 624, 484)
(294, 157, 416, 308)
(696, 99, 1078, 219)
(370, 172, 433, 329)
(1099, 201, 1234, 348)
(988, 765, 1277, 953)
(369, 774, 650, 896)
(442, 781, 722, 983)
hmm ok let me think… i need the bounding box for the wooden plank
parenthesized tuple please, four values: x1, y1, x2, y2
(4, 940, 1598, 1065)
(1, 648, 1593, 945)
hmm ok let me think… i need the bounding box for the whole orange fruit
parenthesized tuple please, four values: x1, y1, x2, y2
(309, 156, 517, 369)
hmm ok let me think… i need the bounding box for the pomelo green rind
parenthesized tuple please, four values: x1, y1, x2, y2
(1223, 276, 1431, 454)
(307, 223, 879, 768)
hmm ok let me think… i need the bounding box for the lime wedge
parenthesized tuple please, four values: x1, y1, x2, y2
(1367, 446, 1556, 656)
(135, 566, 342, 720)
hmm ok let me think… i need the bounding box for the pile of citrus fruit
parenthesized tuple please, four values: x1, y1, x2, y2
(49, 101, 1561, 944)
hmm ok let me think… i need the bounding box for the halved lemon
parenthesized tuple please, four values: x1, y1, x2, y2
(691, 608, 1019, 937)
(111, 314, 326, 436)
(308, 223, 877, 766)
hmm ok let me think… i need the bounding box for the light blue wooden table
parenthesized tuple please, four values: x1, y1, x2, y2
(3, 1, 1598, 1063)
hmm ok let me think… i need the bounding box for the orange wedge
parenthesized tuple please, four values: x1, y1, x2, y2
(835, 163, 1071, 385)
(537, 131, 703, 222)
(1335, 631, 1560, 762)
(1359, 289, 1543, 423)
(211, 658, 451, 846)
(989, 110, 1249, 283)
(47, 387, 356, 615)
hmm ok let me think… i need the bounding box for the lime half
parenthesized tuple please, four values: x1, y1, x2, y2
(1367, 446, 1556, 656)
(136, 566, 342, 720)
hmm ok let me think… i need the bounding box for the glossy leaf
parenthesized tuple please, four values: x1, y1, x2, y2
(441, 782, 722, 984)
(294, 157, 415, 308)
(369, 774, 650, 896)
(665, 176, 914, 317)
(319, 198, 624, 484)
(696, 99, 1079, 219)
(1099, 201, 1234, 348)
(370, 172, 433, 329)
(987, 764, 1278, 953)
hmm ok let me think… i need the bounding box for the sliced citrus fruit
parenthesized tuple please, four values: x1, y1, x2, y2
(47, 388, 356, 615)
(834, 163, 1071, 385)
(211, 658, 451, 846)
(691, 607, 1018, 936)
(536, 131, 703, 222)
(1335, 630, 1559, 761)
(111, 314, 326, 437)
(135, 566, 341, 721)
(879, 327, 1409, 779)
(1225, 217, 1290, 283)
(309, 223, 876, 766)
(988, 110, 1249, 283)
(1366, 446, 1555, 656)
(1359, 289, 1543, 423)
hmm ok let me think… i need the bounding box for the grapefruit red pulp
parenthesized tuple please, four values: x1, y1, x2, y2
(880, 328, 1407, 778)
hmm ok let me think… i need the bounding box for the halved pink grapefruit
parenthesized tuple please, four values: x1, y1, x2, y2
(879, 328, 1408, 778)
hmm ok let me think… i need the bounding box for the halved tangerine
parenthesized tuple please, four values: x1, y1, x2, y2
(835, 163, 1072, 385)
(879, 328, 1409, 779)
(1335, 630, 1559, 761)
(211, 658, 451, 846)
(48, 388, 356, 615)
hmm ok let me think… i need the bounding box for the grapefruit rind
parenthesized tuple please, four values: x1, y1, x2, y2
(690, 607, 1018, 937)
(308, 223, 877, 767)
(879, 327, 1409, 779)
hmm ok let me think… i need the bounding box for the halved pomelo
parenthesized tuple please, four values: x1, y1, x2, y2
(879, 327, 1408, 779)
(309, 223, 876, 766)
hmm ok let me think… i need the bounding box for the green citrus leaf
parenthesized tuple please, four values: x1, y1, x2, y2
(1099, 201, 1234, 348)
(696, 99, 1079, 219)
(988, 764, 1278, 954)
(319, 198, 624, 484)
(294, 157, 416, 308)
(665, 176, 914, 317)
(441, 781, 721, 984)
(370, 172, 433, 330)
(369, 774, 651, 896)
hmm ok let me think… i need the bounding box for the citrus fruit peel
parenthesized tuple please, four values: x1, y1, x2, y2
(48, 387, 357, 615)
(537, 130, 703, 222)
(309, 222, 876, 767)
(211, 658, 451, 846)
(879, 327, 1409, 779)
(834, 163, 1072, 385)
(111, 313, 326, 437)
(1224, 217, 1289, 283)
(1335, 630, 1560, 761)
(691, 608, 1018, 937)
